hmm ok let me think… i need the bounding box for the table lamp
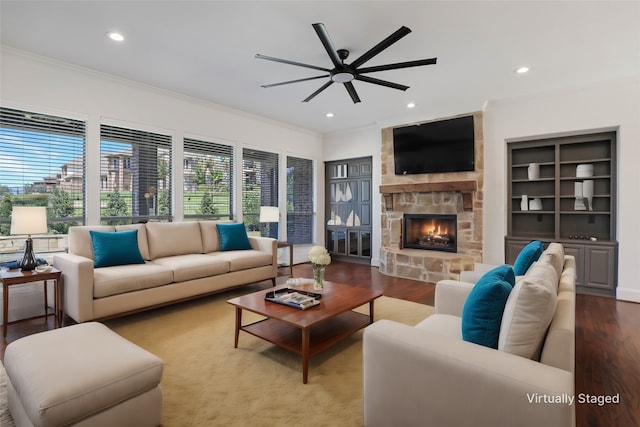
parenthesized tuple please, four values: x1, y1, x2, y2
(259, 206, 279, 239)
(10, 206, 48, 271)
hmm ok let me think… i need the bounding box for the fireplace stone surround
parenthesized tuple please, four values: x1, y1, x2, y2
(378, 112, 483, 283)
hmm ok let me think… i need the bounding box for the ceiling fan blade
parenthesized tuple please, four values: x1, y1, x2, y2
(255, 54, 330, 72)
(261, 75, 330, 88)
(355, 75, 409, 91)
(312, 23, 343, 68)
(344, 82, 361, 103)
(357, 57, 438, 74)
(303, 81, 334, 102)
(350, 26, 412, 69)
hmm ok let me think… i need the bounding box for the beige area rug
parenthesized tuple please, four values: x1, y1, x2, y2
(0, 289, 433, 427)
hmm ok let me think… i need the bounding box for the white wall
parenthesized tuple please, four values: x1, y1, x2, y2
(0, 48, 326, 247)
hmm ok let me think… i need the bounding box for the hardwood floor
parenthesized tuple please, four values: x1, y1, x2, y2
(2, 261, 638, 426)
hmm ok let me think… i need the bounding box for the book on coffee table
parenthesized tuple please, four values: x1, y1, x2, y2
(265, 288, 321, 310)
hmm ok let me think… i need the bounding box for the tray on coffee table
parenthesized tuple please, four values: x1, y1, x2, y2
(265, 288, 322, 310)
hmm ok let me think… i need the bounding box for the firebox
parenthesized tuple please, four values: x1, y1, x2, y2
(403, 214, 457, 253)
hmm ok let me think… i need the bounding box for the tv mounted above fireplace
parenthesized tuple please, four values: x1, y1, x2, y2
(393, 115, 475, 175)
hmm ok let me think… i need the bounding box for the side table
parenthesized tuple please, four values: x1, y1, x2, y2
(277, 241, 294, 276)
(1, 267, 63, 338)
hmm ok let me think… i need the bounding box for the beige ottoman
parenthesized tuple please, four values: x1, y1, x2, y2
(4, 322, 163, 427)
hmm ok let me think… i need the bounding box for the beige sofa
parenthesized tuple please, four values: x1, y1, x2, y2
(53, 221, 277, 323)
(363, 243, 576, 427)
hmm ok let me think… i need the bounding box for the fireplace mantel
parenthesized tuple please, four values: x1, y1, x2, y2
(379, 180, 477, 211)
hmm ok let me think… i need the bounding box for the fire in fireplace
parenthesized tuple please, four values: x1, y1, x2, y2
(403, 214, 457, 252)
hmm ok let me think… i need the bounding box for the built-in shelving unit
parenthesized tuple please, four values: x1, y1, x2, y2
(506, 132, 618, 296)
(325, 157, 372, 263)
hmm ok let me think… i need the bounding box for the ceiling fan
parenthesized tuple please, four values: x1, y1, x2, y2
(256, 23, 437, 103)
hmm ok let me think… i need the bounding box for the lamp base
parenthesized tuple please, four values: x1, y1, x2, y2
(20, 237, 38, 271)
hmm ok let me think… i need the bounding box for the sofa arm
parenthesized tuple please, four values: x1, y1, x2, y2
(363, 320, 574, 427)
(248, 236, 278, 277)
(434, 280, 474, 316)
(459, 262, 498, 283)
(53, 253, 96, 323)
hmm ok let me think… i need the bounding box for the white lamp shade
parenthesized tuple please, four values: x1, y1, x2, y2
(259, 206, 279, 223)
(10, 206, 48, 235)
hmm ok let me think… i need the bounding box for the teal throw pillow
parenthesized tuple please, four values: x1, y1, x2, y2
(461, 264, 515, 348)
(216, 223, 253, 251)
(513, 240, 544, 276)
(90, 230, 145, 268)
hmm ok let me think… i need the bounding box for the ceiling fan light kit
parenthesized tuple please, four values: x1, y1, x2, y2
(256, 23, 437, 103)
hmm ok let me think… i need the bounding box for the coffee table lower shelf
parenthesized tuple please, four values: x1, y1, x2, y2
(237, 310, 371, 383)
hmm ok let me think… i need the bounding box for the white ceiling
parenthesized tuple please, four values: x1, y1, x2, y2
(1, 1, 639, 135)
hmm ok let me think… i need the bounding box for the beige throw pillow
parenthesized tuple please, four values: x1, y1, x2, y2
(498, 262, 558, 360)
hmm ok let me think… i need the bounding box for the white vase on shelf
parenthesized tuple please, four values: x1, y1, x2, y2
(582, 180, 594, 211)
(520, 195, 528, 211)
(529, 198, 542, 211)
(527, 163, 540, 180)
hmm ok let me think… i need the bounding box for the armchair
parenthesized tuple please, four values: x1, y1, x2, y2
(363, 243, 575, 427)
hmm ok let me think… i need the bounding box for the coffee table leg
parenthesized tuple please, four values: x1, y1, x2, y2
(368, 300, 375, 324)
(302, 328, 310, 384)
(234, 307, 242, 348)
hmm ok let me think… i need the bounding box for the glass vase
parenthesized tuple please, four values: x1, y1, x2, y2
(313, 265, 325, 290)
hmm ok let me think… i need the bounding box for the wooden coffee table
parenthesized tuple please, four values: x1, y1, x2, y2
(227, 281, 382, 383)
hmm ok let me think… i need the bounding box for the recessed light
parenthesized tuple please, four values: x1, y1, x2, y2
(515, 66, 530, 74)
(406, 102, 416, 109)
(326, 112, 334, 118)
(107, 32, 125, 42)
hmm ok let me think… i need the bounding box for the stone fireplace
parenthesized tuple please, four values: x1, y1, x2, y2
(378, 111, 484, 283)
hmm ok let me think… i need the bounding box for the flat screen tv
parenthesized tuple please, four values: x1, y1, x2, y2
(393, 115, 475, 175)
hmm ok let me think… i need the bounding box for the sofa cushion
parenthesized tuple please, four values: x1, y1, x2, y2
(93, 263, 174, 298)
(513, 240, 544, 276)
(151, 254, 229, 282)
(213, 250, 274, 272)
(68, 225, 115, 259)
(415, 314, 462, 340)
(116, 223, 151, 260)
(146, 222, 204, 259)
(90, 230, 146, 268)
(498, 261, 558, 360)
(216, 223, 253, 251)
(461, 265, 515, 348)
(199, 220, 232, 253)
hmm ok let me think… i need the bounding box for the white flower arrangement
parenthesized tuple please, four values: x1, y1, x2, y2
(308, 245, 331, 266)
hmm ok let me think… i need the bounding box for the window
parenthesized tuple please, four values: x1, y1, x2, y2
(183, 138, 234, 221)
(100, 124, 172, 224)
(0, 107, 86, 259)
(242, 148, 278, 236)
(286, 156, 313, 244)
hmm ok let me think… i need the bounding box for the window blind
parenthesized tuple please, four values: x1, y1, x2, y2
(183, 138, 234, 221)
(286, 156, 313, 244)
(100, 124, 172, 224)
(242, 148, 279, 235)
(0, 106, 86, 237)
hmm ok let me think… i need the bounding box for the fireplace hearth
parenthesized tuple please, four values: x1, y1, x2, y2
(403, 214, 457, 253)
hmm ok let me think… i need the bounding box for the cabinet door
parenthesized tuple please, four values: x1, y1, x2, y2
(584, 246, 616, 290)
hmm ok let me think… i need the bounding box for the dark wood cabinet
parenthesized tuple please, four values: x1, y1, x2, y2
(506, 237, 617, 297)
(506, 132, 617, 296)
(325, 157, 372, 263)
